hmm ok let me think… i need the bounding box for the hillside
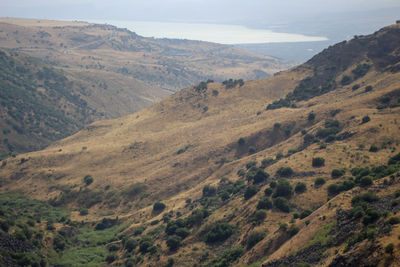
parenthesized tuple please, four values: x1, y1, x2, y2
(0, 17, 288, 97)
(0, 18, 289, 156)
(0, 24, 400, 266)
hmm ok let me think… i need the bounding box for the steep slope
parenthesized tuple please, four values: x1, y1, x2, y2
(1, 24, 400, 266)
(0, 17, 288, 101)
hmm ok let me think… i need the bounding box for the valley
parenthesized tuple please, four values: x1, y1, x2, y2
(0, 22, 400, 266)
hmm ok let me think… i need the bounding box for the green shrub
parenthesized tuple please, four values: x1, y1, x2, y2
(139, 236, 153, 253)
(261, 158, 275, 168)
(331, 169, 345, 178)
(341, 75, 352, 85)
(299, 209, 312, 219)
(257, 198, 273, 210)
(246, 161, 257, 169)
(388, 217, 400, 225)
(83, 175, 93, 185)
(205, 223, 235, 243)
(238, 138, 245, 145)
(203, 185, 217, 197)
(308, 112, 315, 121)
(365, 85, 373, 92)
(369, 145, 379, 152)
(108, 244, 120, 252)
(175, 227, 190, 239)
(208, 246, 244, 267)
(360, 176, 373, 187)
(252, 210, 267, 224)
(273, 197, 290, 213)
(351, 192, 379, 205)
(125, 238, 138, 252)
(244, 185, 259, 200)
(312, 157, 325, 167)
(288, 225, 300, 236)
(352, 64, 370, 79)
(237, 169, 246, 177)
(246, 231, 266, 249)
(269, 181, 277, 188)
(153, 201, 166, 212)
(295, 182, 307, 194)
(273, 179, 293, 198)
(276, 167, 294, 177)
(314, 177, 326, 187)
(106, 253, 118, 264)
(79, 208, 89, 216)
(385, 243, 394, 254)
(123, 183, 147, 198)
(362, 208, 381, 225)
(352, 84, 360, 90)
(166, 235, 182, 250)
(264, 187, 273, 196)
(361, 115, 370, 124)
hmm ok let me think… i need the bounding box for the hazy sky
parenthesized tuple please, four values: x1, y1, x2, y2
(1, 0, 399, 23)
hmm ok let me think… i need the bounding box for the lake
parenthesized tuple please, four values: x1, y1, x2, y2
(87, 20, 328, 44)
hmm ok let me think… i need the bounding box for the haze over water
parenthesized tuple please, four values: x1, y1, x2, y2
(87, 20, 328, 44)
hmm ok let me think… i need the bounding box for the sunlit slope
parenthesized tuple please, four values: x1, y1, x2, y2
(0, 23, 400, 267)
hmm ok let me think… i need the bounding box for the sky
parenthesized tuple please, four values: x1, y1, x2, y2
(1, 0, 399, 24)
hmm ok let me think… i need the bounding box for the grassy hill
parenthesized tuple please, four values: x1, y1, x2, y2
(0, 18, 289, 156)
(0, 17, 289, 98)
(0, 24, 400, 266)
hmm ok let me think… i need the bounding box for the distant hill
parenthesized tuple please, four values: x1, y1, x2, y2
(0, 18, 290, 156)
(0, 23, 400, 267)
(0, 17, 289, 93)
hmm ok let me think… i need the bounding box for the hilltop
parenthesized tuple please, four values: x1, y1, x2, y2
(0, 24, 400, 266)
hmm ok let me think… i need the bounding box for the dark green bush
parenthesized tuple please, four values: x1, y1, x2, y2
(352, 84, 360, 90)
(341, 75, 352, 85)
(273, 197, 290, 212)
(83, 175, 93, 185)
(288, 225, 300, 236)
(125, 238, 138, 252)
(331, 169, 345, 178)
(273, 179, 293, 198)
(257, 198, 273, 210)
(79, 208, 89, 216)
(108, 244, 120, 252)
(308, 112, 315, 121)
(205, 223, 235, 243)
(175, 227, 190, 239)
(365, 85, 373, 92)
(237, 169, 246, 177)
(246, 231, 266, 249)
(314, 177, 326, 187)
(388, 217, 400, 225)
(360, 176, 373, 187)
(238, 138, 245, 145)
(166, 235, 182, 250)
(246, 161, 257, 169)
(208, 246, 244, 267)
(269, 181, 277, 188)
(264, 187, 273, 196)
(312, 157, 325, 167)
(153, 201, 166, 212)
(295, 182, 307, 194)
(276, 167, 294, 177)
(244, 185, 259, 200)
(385, 243, 394, 254)
(352, 64, 370, 79)
(203, 185, 217, 197)
(351, 192, 379, 205)
(369, 145, 379, 152)
(300, 209, 312, 219)
(261, 158, 275, 168)
(252, 210, 267, 224)
(361, 115, 370, 124)
(106, 253, 118, 264)
(139, 236, 153, 253)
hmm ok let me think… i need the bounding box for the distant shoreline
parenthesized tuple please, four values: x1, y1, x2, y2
(85, 19, 328, 45)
